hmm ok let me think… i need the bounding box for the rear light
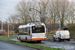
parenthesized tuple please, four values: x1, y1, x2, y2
(31, 34, 32, 38)
(45, 33, 47, 35)
(60, 34, 61, 37)
(69, 34, 70, 37)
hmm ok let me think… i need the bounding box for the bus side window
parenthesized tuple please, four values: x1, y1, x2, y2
(28, 27, 30, 35)
(19, 29, 21, 32)
(21, 28, 22, 32)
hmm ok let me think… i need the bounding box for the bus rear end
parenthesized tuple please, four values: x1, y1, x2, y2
(30, 25, 46, 42)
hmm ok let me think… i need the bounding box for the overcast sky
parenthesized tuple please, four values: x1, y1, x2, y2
(0, 0, 75, 21)
(0, 0, 21, 21)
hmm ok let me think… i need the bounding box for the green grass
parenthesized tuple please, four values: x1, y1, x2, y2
(3, 33, 18, 36)
(9, 33, 18, 35)
(0, 38, 63, 50)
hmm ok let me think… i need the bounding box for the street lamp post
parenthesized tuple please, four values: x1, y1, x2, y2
(13, 23, 14, 37)
(29, 8, 41, 22)
(8, 13, 9, 38)
(1, 21, 3, 30)
(8, 22, 9, 38)
(0, 18, 3, 30)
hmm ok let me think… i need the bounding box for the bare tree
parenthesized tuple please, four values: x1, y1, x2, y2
(15, 0, 31, 24)
(7, 0, 75, 31)
(39, 0, 49, 24)
(48, 0, 75, 29)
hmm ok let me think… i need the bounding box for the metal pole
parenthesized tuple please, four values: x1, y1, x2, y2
(8, 22, 9, 38)
(13, 24, 14, 37)
(8, 12, 9, 38)
(40, 6, 41, 22)
(1, 21, 3, 30)
(29, 8, 41, 22)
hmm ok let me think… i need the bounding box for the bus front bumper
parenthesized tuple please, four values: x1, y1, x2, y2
(31, 38, 46, 41)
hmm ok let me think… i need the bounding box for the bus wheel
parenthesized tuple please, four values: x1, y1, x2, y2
(19, 37, 22, 42)
(19, 37, 21, 40)
(26, 37, 28, 43)
(37, 41, 41, 43)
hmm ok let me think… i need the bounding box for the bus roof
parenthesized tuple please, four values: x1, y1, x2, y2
(18, 22, 45, 28)
(18, 25, 31, 28)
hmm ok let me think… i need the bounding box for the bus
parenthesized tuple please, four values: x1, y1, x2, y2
(17, 22, 46, 42)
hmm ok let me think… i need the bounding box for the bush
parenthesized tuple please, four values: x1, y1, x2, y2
(50, 31, 55, 34)
(47, 31, 55, 36)
(68, 25, 75, 39)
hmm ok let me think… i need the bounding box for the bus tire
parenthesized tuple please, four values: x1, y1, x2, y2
(37, 41, 41, 43)
(19, 37, 22, 42)
(19, 37, 21, 40)
(26, 37, 28, 43)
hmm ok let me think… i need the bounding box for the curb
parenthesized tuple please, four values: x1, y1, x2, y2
(0, 40, 44, 50)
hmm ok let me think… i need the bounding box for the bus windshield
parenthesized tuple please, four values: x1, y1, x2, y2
(32, 26, 45, 33)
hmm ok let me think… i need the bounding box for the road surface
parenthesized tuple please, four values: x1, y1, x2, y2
(10, 38, 75, 50)
(0, 36, 4, 38)
(0, 41, 36, 50)
(33, 41, 75, 50)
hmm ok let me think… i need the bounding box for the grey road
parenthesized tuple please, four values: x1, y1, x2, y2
(34, 41, 75, 50)
(0, 41, 36, 50)
(10, 38, 75, 50)
(0, 36, 4, 38)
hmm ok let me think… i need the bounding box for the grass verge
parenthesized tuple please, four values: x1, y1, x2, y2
(68, 25, 75, 39)
(47, 38, 53, 41)
(0, 38, 63, 50)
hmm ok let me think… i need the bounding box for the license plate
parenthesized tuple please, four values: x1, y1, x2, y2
(62, 36, 65, 38)
(38, 26, 41, 27)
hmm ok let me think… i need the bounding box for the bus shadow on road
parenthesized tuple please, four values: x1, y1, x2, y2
(29, 41, 45, 44)
(21, 41, 45, 44)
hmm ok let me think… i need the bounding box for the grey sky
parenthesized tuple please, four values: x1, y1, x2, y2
(0, 0, 21, 21)
(0, 0, 75, 21)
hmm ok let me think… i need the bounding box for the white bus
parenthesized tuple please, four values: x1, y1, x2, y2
(17, 22, 46, 42)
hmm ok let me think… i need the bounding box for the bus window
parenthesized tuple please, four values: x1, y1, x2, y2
(19, 29, 22, 32)
(32, 26, 45, 33)
(25, 28, 27, 32)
